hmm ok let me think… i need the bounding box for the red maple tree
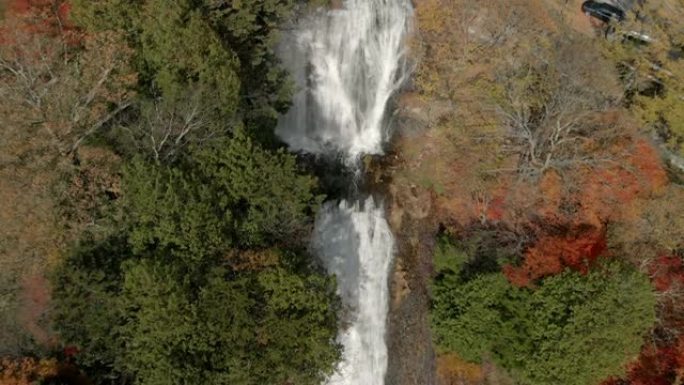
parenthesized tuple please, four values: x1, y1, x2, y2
(601, 340, 684, 385)
(504, 227, 607, 287)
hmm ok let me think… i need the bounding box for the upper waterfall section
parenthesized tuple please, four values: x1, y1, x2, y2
(276, 0, 413, 161)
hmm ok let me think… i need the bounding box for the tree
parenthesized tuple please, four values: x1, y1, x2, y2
(122, 130, 321, 265)
(53, 238, 340, 385)
(436, 352, 484, 385)
(403, 0, 668, 236)
(72, 0, 237, 113)
(493, 37, 624, 178)
(69, 0, 297, 144)
(432, 256, 656, 385)
(116, 261, 339, 385)
(599, 252, 684, 385)
(0, 4, 136, 157)
(601, 336, 684, 385)
(50, 235, 130, 379)
(108, 91, 225, 163)
(0, 0, 133, 356)
(503, 226, 607, 287)
(52, 128, 337, 385)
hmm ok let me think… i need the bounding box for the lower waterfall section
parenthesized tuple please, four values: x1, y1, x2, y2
(312, 198, 394, 385)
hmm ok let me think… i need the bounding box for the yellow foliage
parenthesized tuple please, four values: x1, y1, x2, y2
(0, 357, 58, 385)
(600, 2, 684, 156)
(437, 352, 484, 385)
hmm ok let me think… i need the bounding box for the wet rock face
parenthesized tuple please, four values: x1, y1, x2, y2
(385, 174, 438, 385)
(372, 16, 460, 380)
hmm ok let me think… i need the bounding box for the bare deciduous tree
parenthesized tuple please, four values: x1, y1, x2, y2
(494, 39, 624, 178)
(114, 89, 230, 163)
(0, 24, 136, 159)
(0, 6, 135, 354)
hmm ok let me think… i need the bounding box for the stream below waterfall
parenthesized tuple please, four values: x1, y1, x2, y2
(275, 0, 413, 384)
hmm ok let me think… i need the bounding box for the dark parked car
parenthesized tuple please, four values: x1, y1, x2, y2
(582, 1, 626, 23)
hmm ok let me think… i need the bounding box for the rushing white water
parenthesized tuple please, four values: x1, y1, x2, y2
(276, 0, 412, 161)
(312, 198, 394, 385)
(276, 1, 411, 384)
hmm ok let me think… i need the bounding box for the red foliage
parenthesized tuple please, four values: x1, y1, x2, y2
(485, 195, 506, 222)
(648, 255, 684, 334)
(6, 0, 71, 23)
(499, 137, 667, 288)
(631, 139, 669, 191)
(8, 0, 32, 13)
(1, 0, 79, 45)
(502, 264, 534, 288)
(649, 255, 684, 293)
(63, 345, 79, 358)
(601, 339, 684, 385)
(627, 346, 678, 385)
(504, 227, 607, 287)
(579, 138, 667, 224)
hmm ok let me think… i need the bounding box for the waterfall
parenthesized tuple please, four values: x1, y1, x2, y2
(276, 1, 412, 384)
(312, 198, 394, 385)
(276, 0, 412, 162)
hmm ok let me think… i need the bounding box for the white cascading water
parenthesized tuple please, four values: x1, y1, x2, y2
(312, 198, 394, 385)
(276, 0, 412, 161)
(276, 1, 412, 384)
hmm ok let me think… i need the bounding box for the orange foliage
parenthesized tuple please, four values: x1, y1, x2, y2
(435, 135, 669, 288)
(502, 264, 536, 288)
(504, 227, 607, 287)
(578, 139, 667, 225)
(498, 137, 667, 287)
(437, 352, 484, 385)
(0, 357, 91, 385)
(537, 170, 563, 218)
(507, 137, 667, 228)
(0, 357, 57, 385)
(470, 137, 668, 249)
(227, 249, 281, 272)
(630, 139, 669, 191)
(484, 195, 506, 222)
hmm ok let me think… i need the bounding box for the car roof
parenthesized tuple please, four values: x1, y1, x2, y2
(582, 1, 626, 20)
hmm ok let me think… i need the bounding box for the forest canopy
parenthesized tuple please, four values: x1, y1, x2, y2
(431, 239, 656, 385)
(2, 1, 684, 385)
(395, 0, 684, 384)
(0, 0, 341, 384)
